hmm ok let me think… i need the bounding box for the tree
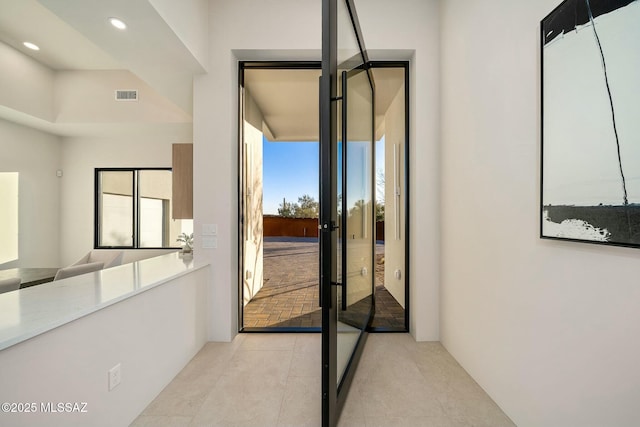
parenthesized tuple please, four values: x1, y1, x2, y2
(293, 194, 319, 218)
(376, 202, 385, 222)
(376, 169, 385, 202)
(376, 169, 385, 222)
(277, 198, 295, 218)
(349, 199, 367, 217)
(277, 194, 319, 218)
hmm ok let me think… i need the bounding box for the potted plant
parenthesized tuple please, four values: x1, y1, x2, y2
(177, 232, 194, 254)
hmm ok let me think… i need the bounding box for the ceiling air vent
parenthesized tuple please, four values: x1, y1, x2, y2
(115, 90, 138, 101)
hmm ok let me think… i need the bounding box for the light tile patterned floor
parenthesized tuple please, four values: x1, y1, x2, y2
(131, 334, 515, 427)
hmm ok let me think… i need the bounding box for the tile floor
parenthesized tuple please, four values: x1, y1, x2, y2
(243, 240, 405, 329)
(130, 333, 515, 427)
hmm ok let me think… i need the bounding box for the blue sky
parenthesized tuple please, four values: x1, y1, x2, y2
(262, 136, 319, 215)
(262, 135, 385, 215)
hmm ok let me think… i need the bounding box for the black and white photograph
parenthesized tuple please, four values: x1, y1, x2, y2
(541, 0, 640, 246)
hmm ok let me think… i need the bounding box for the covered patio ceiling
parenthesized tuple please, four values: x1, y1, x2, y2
(244, 67, 405, 142)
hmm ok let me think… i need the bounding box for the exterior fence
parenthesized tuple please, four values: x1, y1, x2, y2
(376, 221, 384, 241)
(263, 216, 319, 238)
(263, 215, 385, 241)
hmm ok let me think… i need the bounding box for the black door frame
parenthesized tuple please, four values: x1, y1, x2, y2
(367, 61, 411, 333)
(237, 61, 410, 336)
(237, 61, 322, 333)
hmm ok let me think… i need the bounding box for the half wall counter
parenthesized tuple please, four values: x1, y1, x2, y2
(0, 252, 210, 427)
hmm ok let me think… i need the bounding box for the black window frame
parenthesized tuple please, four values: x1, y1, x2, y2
(94, 167, 177, 249)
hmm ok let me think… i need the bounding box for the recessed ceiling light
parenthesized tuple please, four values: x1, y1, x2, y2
(108, 17, 127, 30)
(23, 42, 40, 51)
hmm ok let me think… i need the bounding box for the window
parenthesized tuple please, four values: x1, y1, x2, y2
(0, 172, 19, 264)
(95, 168, 193, 249)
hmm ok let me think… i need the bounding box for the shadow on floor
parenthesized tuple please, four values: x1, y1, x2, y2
(243, 239, 405, 330)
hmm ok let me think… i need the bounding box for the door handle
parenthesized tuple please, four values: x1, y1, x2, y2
(341, 70, 348, 312)
(331, 281, 347, 311)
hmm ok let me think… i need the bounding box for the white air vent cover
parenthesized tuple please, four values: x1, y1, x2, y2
(115, 90, 138, 101)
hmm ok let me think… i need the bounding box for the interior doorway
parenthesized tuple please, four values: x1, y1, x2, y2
(238, 62, 409, 332)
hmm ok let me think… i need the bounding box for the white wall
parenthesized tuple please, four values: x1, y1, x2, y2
(0, 119, 61, 268)
(0, 42, 54, 122)
(355, 0, 441, 340)
(0, 173, 19, 265)
(59, 131, 192, 266)
(149, 0, 210, 72)
(194, 0, 322, 341)
(242, 88, 264, 306)
(0, 267, 209, 427)
(383, 82, 405, 308)
(440, 1, 640, 426)
(54, 70, 192, 125)
(195, 0, 440, 341)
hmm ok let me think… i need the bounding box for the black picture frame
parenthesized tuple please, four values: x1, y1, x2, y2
(540, 0, 640, 248)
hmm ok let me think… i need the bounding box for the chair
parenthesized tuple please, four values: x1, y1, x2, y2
(0, 277, 21, 294)
(72, 250, 124, 269)
(54, 262, 104, 281)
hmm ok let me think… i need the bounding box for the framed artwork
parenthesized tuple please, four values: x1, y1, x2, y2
(541, 0, 640, 247)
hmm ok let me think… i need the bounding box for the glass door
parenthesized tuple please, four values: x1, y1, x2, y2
(320, 0, 375, 425)
(337, 65, 374, 380)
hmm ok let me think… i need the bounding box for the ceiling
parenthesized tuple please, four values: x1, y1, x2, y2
(244, 69, 322, 142)
(0, 0, 204, 74)
(0, 0, 203, 136)
(0, 1, 405, 141)
(244, 67, 405, 142)
(0, 0, 121, 70)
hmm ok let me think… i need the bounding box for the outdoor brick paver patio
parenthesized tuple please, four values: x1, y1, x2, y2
(243, 239, 405, 329)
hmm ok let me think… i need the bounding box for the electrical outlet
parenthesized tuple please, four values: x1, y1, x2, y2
(108, 363, 121, 391)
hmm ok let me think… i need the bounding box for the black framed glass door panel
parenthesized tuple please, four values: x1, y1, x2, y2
(336, 66, 374, 383)
(337, 0, 361, 70)
(321, 0, 375, 425)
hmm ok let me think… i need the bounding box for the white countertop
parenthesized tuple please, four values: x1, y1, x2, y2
(0, 252, 208, 351)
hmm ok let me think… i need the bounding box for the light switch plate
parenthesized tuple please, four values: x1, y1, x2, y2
(202, 224, 217, 236)
(202, 236, 217, 248)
